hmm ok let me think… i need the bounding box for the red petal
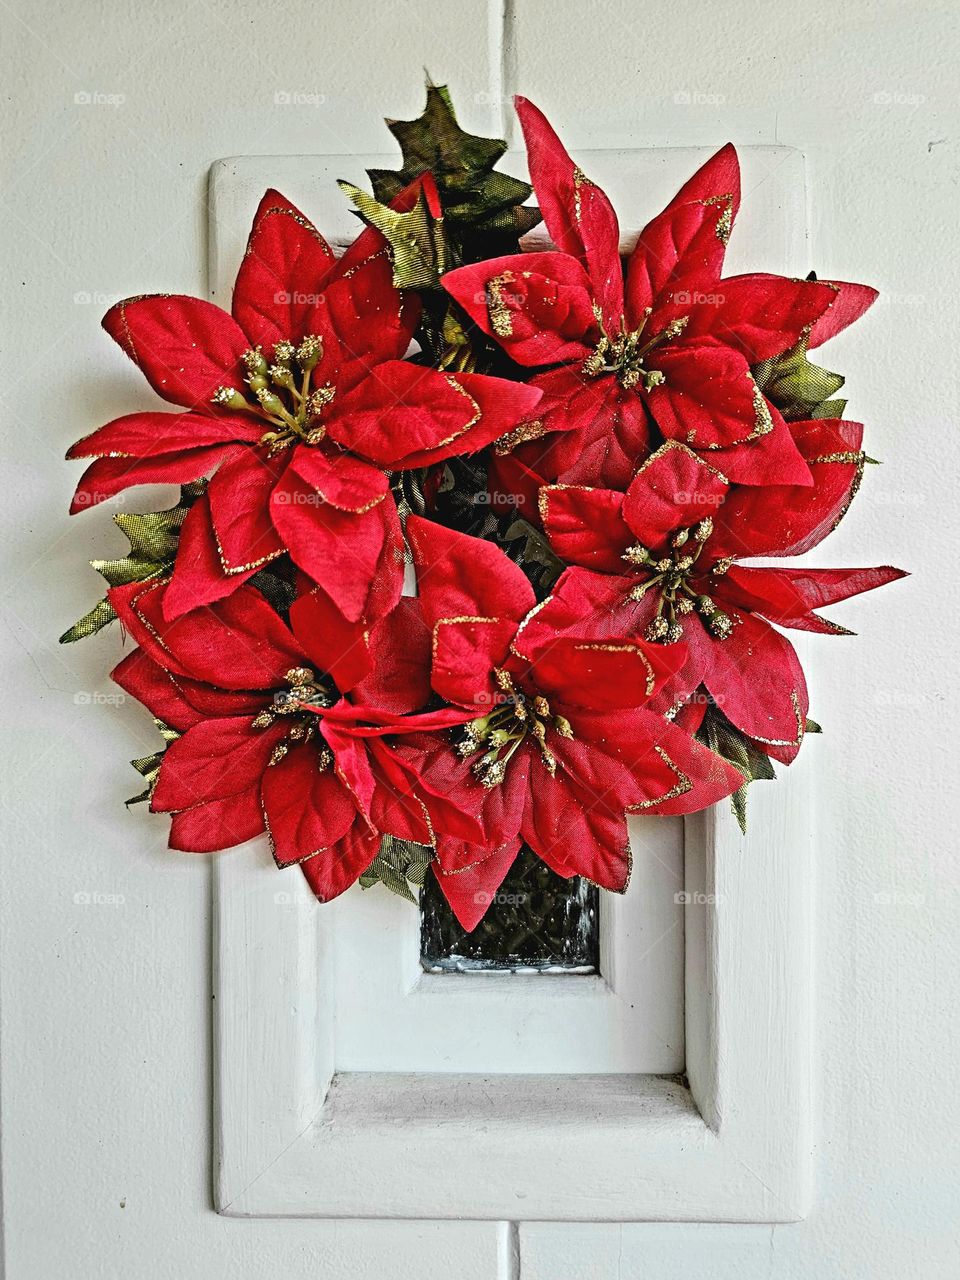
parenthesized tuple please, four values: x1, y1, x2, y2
(430, 839, 522, 932)
(111, 648, 204, 731)
(432, 617, 518, 710)
(647, 342, 775, 450)
(262, 742, 360, 867)
(231, 189, 336, 349)
(353, 597, 434, 713)
(329, 360, 540, 467)
(162, 496, 260, 620)
(515, 96, 623, 324)
(298, 820, 381, 902)
(270, 468, 400, 623)
(621, 441, 729, 549)
(625, 144, 740, 321)
(110, 578, 306, 688)
(406, 516, 536, 628)
(319, 254, 420, 396)
(710, 419, 866, 558)
(706, 409, 813, 488)
(806, 281, 878, 349)
(625, 709, 744, 816)
(722, 564, 907, 632)
(515, 370, 653, 491)
(540, 484, 633, 571)
(288, 586, 374, 693)
(681, 274, 837, 363)
(442, 252, 598, 366)
(207, 448, 287, 572)
(168, 786, 265, 853)
(102, 295, 251, 411)
(521, 636, 684, 713)
(69, 446, 227, 513)
(519, 743, 632, 890)
(286, 446, 389, 512)
(688, 611, 809, 763)
(67, 409, 260, 460)
(152, 717, 286, 812)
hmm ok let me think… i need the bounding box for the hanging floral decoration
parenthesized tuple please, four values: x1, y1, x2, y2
(63, 84, 905, 930)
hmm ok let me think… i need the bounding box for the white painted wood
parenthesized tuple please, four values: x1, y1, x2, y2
(211, 147, 813, 1222)
(331, 812, 684, 1075)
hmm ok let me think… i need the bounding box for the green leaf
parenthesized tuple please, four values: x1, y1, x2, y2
(338, 180, 447, 289)
(126, 721, 180, 806)
(359, 835, 434, 904)
(697, 704, 777, 834)
(752, 337, 845, 422)
(59, 482, 205, 644)
(367, 81, 540, 259)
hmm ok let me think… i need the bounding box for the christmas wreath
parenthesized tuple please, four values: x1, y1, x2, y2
(63, 85, 905, 931)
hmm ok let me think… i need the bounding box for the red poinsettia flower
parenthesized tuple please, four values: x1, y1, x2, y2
(540, 435, 906, 764)
(444, 97, 876, 494)
(68, 181, 541, 626)
(393, 516, 744, 929)
(109, 577, 470, 899)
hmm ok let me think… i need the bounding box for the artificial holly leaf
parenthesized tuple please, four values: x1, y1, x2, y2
(367, 81, 541, 259)
(752, 336, 845, 421)
(59, 482, 205, 644)
(126, 721, 180, 806)
(359, 835, 434, 903)
(697, 702, 777, 833)
(338, 180, 447, 289)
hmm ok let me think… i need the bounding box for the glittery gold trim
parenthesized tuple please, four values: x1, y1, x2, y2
(700, 194, 735, 245)
(423, 375, 483, 451)
(634, 438, 730, 485)
(810, 450, 867, 534)
(628, 746, 693, 810)
(431, 615, 500, 664)
(572, 640, 657, 698)
(494, 418, 547, 455)
(749, 689, 804, 747)
(249, 205, 334, 260)
(538, 481, 594, 528)
(486, 270, 517, 337)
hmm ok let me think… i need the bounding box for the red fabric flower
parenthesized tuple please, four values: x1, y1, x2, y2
(444, 98, 875, 493)
(109, 578, 464, 899)
(68, 182, 541, 626)
(540, 434, 906, 763)
(395, 516, 744, 928)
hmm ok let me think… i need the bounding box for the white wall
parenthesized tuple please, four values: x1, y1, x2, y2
(2, 1, 957, 1277)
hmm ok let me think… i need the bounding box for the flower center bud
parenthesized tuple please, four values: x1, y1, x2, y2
(251, 666, 339, 766)
(455, 668, 573, 787)
(211, 338, 336, 456)
(581, 308, 688, 392)
(622, 517, 734, 642)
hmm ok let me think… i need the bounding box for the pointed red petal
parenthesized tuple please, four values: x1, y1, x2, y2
(231, 189, 336, 349)
(67, 410, 260, 461)
(168, 786, 266, 853)
(625, 144, 740, 320)
(406, 516, 536, 629)
(515, 97, 623, 324)
(206, 448, 287, 572)
(806, 281, 878, 349)
(69, 446, 227, 513)
(152, 716, 286, 812)
(442, 252, 598, 366)
(262, 742, 361, 868)
(540, 484, 633, 571)
(102, 295, 251, 411)
(161, 496, 260, 621)
(109, 578, 306, 689)
(431, 839, 523, 932)
(298, 821, 381, 902)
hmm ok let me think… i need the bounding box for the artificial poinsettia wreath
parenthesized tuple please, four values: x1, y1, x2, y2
(63, 84, 905, 931)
